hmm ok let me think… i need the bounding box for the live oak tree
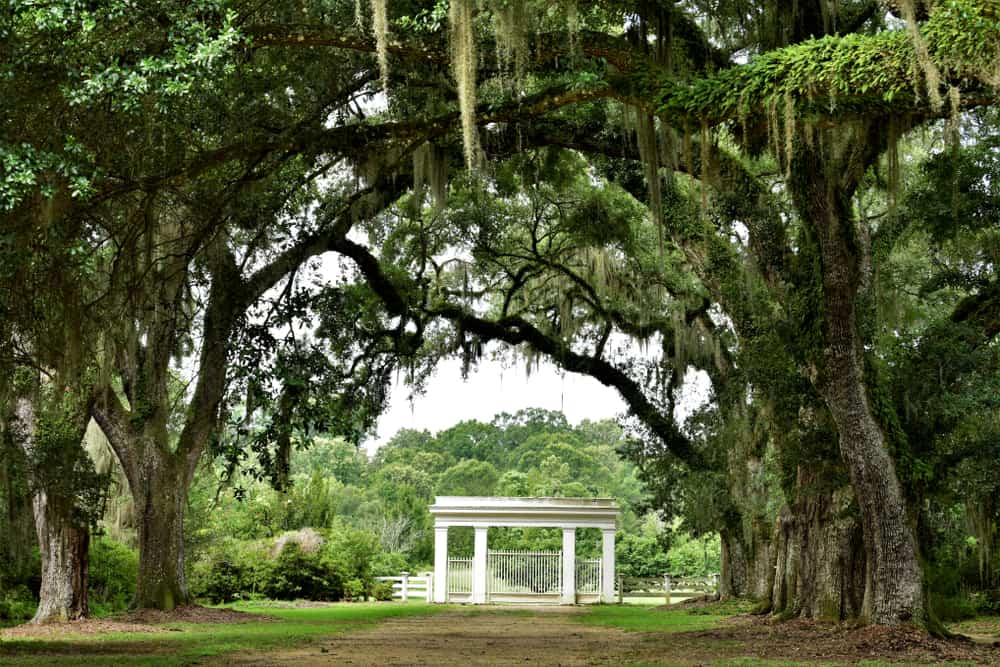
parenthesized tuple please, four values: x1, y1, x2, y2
(0, 199, 105, 622)
(241, 0, 1000, 628)
(4, 0, 1000, 624)
(3, 0, 416, 610)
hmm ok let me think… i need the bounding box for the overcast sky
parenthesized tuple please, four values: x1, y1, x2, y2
(362, 355, 627, 454)
(362, 352, 712, 455)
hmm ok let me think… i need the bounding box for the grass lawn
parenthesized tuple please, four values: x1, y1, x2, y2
(0, 601, 445, 666)
(579, 599, 755, 634)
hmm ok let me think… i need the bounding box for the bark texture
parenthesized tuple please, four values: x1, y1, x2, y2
(789, 472, 865, 620)
(31, 489, 90, 623)
(132, 447, 190, 610)
(14, 396, 91, 624)
(791, 131, 925, 625)
(719, 527, 749, 599)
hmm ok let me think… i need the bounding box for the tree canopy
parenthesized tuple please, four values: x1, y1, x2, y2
(1, 0, 999, 630)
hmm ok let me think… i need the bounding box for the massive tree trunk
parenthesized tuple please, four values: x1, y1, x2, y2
(132, 446, 191, 610)
(791, 131, 925, 625)
(747, 515, 776, 600)
(90, 415, 196, 610)
(90, 243, 246, 610)
(818, 373, 923, 624)
(789, 471, 866, 621)
(13, 395, 92, 623)
(771, 505, 798, 614)
(719, 512, 778, 603)
(31, 489, 90, 623)
(767, 492, 866, 621)
(719, 527, 749, 599)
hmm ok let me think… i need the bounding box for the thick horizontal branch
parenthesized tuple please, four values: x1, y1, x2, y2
(427, 304, 703, 468)
(951, 279, 1000, 340)
(652, 3, 1000, 126)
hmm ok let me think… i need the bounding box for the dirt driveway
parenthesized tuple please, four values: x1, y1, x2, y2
(214, 605, 1000, 667)
(216, 606, 648, 667)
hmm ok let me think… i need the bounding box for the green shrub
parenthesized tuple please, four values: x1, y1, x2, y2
(190, 523, 385, 603)
(342, 577, 366, 601)
(931, 593, 980, 621)
(371, 580, 395, 601)
(371, 551, 409, 577)
(89, 536, 137, 613)
(323, 522, 379, 586)
(264, 542, 343, 601)
(0, 586, 36, 625)
(202, 556, 246, 604)
(190, 540, 270, 604)
(973, 589, 1000, 615)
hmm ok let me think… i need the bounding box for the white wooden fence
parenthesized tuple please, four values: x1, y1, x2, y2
(617, 573, 720, 603)
(487, 550, 563, 594)
(374, 572, 433, 602)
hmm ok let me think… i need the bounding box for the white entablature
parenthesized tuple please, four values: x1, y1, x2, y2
(428, 496, 620, 530)
(428, 496, 620, 605)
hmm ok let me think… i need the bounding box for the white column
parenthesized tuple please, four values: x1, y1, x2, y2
(561, 527, 576, 604)
(601, 528, 616, 603)
(472, 526, 489, 604)
(433, 525, 448, 603)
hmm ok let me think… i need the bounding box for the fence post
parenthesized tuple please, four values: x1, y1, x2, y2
(664, 575, 672, 605)
(400, 571, 409, 602)
(617, 574, 623, 603)
(713, 572, 720, 594)
(426, 573, 433, 602)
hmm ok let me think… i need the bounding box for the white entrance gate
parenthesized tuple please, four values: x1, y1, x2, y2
(488, 550, 562, 600)
(430, 496, 619, 605)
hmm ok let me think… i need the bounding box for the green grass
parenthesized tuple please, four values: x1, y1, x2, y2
(580, 598, 755, 634)
(949, 614, 1000, 638)
(579, 604, 729, 634)
(0, 601, 445, 666)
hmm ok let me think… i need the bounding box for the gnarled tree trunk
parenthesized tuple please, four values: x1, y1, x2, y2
(31, 489, 90, 623)
(89, 415, 196, 611)
(719, 527, 749, 599)
(132, 447, 190, 610)
(791, 132, 925, 625)
(791, 470, 866, 621)
(13, 395, 92, 624)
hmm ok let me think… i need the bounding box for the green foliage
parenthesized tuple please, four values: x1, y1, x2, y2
(189, 539, 268, 605)
(371, 580, 395, 601)
(88, 536, 137, 613)
(371, 551, 409, 577)
(190, 522, 386, 604)
(0, 586, 36, 626)
(436, 459, 499, 496)
(29, 397, 108, 526)
(264, 542, 344, 602)
(616, 531, 671, 578)
(323, 521, 381, 592)
(665, 531, 721, 577)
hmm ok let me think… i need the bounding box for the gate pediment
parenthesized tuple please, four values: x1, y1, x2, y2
(429, 496, 619, 529)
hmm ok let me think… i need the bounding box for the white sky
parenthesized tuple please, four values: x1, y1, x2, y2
(362, 354, 712, 455)
(362, 355, 627, 454)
